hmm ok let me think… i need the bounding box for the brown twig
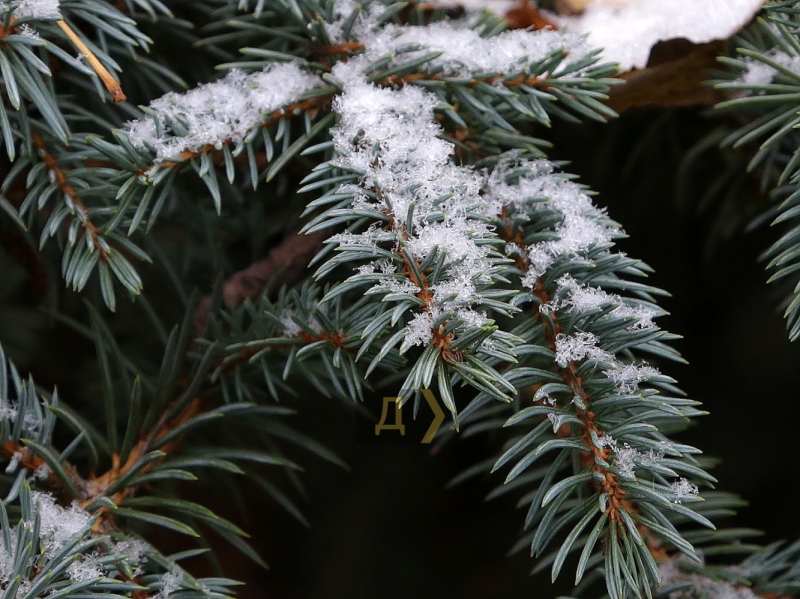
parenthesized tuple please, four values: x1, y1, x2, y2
(79, 396, 204, 530)
(0, 439, 69, 497)
(506, 0, 558, 30)
(308, 42, 365, 59)
(56, 21, 126, 103)
(193, 228, 332, 336)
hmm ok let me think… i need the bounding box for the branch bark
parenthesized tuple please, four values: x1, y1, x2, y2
(193, 229, 332, 336)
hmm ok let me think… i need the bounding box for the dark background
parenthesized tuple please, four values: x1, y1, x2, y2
(4, 105, 800, 598)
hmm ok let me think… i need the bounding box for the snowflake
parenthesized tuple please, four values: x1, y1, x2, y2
(554, 331, 613, 367)
(405, 312, 434, 347)
(671, 478, 699, 504)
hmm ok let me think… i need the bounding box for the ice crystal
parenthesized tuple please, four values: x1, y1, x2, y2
(671, 478, 699, 504)
(17, 24, 40, 38)
(68, 556, 104, 582)
(554, 331, 613, 367)
(34, 462, 51, 480)
(156, 565, 184, 599)
(280, 310, 302, 338)
(113, 538, 150, 576)
(603, 362, 660, 394)
(551, 274, 657, 330)
(555, 331, 658, 392)
(406, 312, 435, 347)
(33, 492, 92, 556)
(6, 451, 22, 473)
(597, 434, 658, 479)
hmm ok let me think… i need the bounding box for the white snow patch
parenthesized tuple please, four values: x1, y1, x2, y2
(68, 556, 104, 582)
(486, 159, 621, 291)
(362, 21, 592, 76)
(331, 68, 494, 345)
(597, 434, 665, 479)
(554, 330, 613, 367)
(603, 362, 659, 393)
(738, 49, 800, 86)
(155, 565, 184, 599)
(406, 311, 435, 346)
(280, 310, 302, 338)
(33, 492, 93, 555)
(554, 0, 763, 72)
(324, 0, 593, 80)
(550, 274, 657, 329)
(659, 558, 760, 599)
(554, 331, 659, 391)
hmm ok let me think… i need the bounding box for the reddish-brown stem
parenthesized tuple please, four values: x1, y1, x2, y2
(32, 133, 109, 260)
(193, 228, 332, 336)
(498, 209, 630, 521)
(0, 439, 70, 497)
(77, 396, 204, 531)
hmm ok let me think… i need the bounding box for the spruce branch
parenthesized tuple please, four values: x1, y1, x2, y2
(4, 6, 794, 599)
(496, 221, 633, 524)
(712, 2, 800, 340)
(31, 132, 110, 261)
(8, 0, 621, 310)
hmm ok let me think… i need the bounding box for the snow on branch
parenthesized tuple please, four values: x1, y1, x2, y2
(325, 63, 500, 349)
(0, 0, 60, 19)
(125, 63, 326, 163)
(360, 21, 592, 77)
(486, 158, 621, 282)
(324, 2, 599, 80)
(738, 51, 800, 86)
(547, 274, 658, 329)
(0, 489, 161, 596)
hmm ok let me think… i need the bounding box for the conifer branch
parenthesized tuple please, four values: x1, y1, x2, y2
(6, 5, 800, 599)
(32, 132, 110, 261)
(499, 221, 633, 524)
